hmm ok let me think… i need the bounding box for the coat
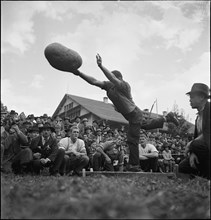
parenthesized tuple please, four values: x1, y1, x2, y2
(194, 101, 210, 150)
(30, 135, 58, 162)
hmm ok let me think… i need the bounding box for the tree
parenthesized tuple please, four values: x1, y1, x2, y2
(1, 102, 8, 113)
(167, 112, 191, 138)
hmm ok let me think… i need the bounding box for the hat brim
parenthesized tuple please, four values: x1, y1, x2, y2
(186, 91, 211, 99)
(39, 127, 55, 132)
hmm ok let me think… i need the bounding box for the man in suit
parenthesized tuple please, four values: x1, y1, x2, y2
(178, 83, 210, 179)
(30, 123, 65, 176)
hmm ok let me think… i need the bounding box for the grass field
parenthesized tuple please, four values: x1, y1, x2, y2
(1, 172, 210, 219)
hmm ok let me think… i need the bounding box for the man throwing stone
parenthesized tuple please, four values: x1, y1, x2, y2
(72, 54, 178, 171)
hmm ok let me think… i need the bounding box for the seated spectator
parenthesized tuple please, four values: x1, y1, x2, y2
(30, 123, 64, 176)
(104, 129, 114, 141)
(162, 143, 175, 172)
(41, 114, 49, 124)
(58, 126, 89, 176)
(178, 83, 210, 179)
(52, 124, 66, 143)
(93, 136, 124, 171)
(28, 114, 36, 126)
(1, 116, 32, 174)
(91, 120, 99, 136)
(20, 121, 32, 135)
(85, 139, 97, 170)
(138, 130, 159, 172)
(63, 116, 71, 131)
(78, 118, 88, 138)
(96, 128, 104, 144)
(74, 116, 81, 128)
(27, 125, 40, 145)
(84, 126, 95, 140)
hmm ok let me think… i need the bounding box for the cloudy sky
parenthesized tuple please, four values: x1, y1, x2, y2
(1, 1, 210, 123)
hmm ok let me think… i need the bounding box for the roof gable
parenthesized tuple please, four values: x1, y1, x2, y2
(66, 94, 128, 124)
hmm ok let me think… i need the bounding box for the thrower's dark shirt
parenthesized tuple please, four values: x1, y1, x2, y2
(102, 80, 136, 115)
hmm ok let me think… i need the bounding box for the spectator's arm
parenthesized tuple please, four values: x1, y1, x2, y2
(96, 146, 111, 163)
(142, 151, 158, 158)
(162, 151, 170, 160)
(11, 124, 28, 145)
(47, 138, 58, 162)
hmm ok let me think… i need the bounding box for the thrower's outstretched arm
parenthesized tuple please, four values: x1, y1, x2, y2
(72, 69, 104, 88)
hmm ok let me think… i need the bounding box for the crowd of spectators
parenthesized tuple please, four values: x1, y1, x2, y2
(1, 110, 193, 175)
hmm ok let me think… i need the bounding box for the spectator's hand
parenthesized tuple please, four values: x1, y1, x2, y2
(33, 152, 41, 159)
(11, 124, 20, 133)
(105, 156, 111, 164)
(96, 53, 102, 67)
(40, 158, 47, 164)
(184, 141, 191, 157)
(189, 153, 199, 169)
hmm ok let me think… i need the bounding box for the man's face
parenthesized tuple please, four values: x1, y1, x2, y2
(29, 131, 39, 139)
(189, 93, 204, 109)
(139, 135, 147, 147)
(42, 128, 51, 138)
(71, 128, 79, 140)
(76, 118, 80, 123)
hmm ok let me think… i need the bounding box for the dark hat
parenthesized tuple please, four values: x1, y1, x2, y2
(27, 114, 35, 119)
(42, 113, 48, 118)
(107, 129, 113, 135)
(82, 118, 88, 123)
(39, 123, 55, 132)
(186, 83, 210, 98)
(163, 142, 169, 148)
(28, 126, 39, 133)
(93, 120, 98, 124)
(23, 121, 32, 125)
(85, 126, 92, 131)
(10, 110, 18, 115)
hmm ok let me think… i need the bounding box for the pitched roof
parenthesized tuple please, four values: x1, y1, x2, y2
(67, 94, 128, 124)
(52, 94, 162, 124)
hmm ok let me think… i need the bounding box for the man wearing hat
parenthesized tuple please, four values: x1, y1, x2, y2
(27, 126, 40, 145)
(42, 114, 48, 124)
(78, 118, 88, 138)
(29, 123, 65, 176)
(178, 83, 210, 179)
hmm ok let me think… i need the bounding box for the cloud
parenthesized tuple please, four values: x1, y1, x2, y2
(29, 74, 45, 89)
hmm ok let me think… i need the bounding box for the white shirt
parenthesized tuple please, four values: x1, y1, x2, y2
(139, 143, 158, 158)
(58, 137, 87, 154)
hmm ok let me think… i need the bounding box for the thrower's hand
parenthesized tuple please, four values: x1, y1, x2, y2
(96, 54, 102, 67)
